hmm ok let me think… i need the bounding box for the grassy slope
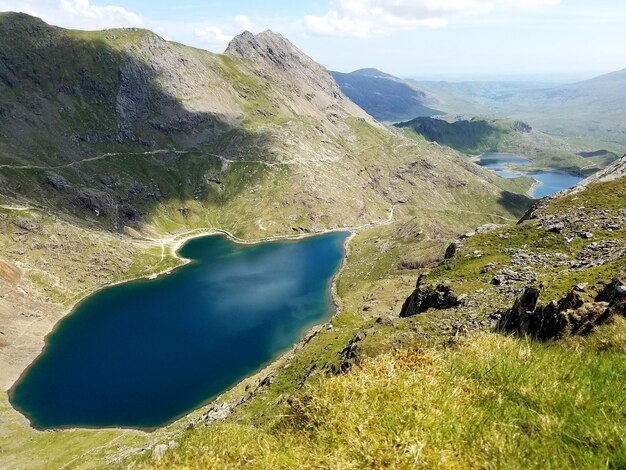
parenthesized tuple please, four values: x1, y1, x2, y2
(137, 322, 626, 469)
(133, 176, 626, 469)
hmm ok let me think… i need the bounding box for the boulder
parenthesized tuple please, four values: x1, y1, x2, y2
(400, 277, 460, 317)
(443, 242, 457, 260)
(45, 173, 72, 191)
(476, 223, 504, 233)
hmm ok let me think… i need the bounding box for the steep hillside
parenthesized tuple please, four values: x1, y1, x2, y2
(331, 68, 441, 122)
(0, 14, 536, 469)
(135, 158, 626, 469)
(396, 116, 530, 154)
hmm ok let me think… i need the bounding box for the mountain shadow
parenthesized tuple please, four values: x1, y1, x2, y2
(0, 13, 275, 231)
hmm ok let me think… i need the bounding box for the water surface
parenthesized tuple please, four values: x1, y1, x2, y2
(477, 153, 583, 197)
(11, 232, 348, 429)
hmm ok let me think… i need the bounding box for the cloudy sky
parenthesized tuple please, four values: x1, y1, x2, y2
(1, 0, 624, 80)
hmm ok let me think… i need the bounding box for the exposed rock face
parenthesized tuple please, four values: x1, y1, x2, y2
(116, 61, 151, 129)
(597, 279, 626, 315)
(497, 280, 625, 340)
(226, 30, 340, 93)
(400, 276, 460, 317)
(45, 174, 72, 191)
(225, 30, 371, 123)
(444, 242, 457, 260)
(0, 260, 21, 283)
(73, 188, 115, 216)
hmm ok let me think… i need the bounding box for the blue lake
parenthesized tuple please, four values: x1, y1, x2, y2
(478, 153, 583, 198)
(527, 171, 585, 198)
(10, 232, 348, 429)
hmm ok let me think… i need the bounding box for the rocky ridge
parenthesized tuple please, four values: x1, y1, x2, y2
(397, 157, 626, 339)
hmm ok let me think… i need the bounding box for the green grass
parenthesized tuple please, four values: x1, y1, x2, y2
(546, 178, 626, 213)
(138, 318, 626, 469)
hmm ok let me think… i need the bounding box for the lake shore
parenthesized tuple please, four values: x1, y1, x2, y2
(4, 204, 397, 431)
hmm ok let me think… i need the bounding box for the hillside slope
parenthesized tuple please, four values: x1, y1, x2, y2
(395, 116, 617, 174)
(331, 68, 441, 122)
(414, 70, 626, 145)
(135, 158, 626, 469)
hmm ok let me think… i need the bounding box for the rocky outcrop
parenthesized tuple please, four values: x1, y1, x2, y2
(443, 242, 457, 260)
(496, 280, 625, 340)
(400, 275, 461, 317)
(45, 173, 72, 191)
(327, 330, 365, 374)
(225, 30, 338, 91)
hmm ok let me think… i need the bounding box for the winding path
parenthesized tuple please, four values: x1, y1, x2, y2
(152, 204, 398, 262)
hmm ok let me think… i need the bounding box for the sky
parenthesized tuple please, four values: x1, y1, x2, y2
(1, 0, 625, 80)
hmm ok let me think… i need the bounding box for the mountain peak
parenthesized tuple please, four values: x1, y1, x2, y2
(225, 30, 313, 71)
(224, 29, 371, 124)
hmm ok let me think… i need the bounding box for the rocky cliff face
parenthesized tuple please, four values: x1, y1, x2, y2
(225, 30, 345, 103)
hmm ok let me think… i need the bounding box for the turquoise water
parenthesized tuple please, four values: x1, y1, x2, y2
(527, 171, 584, 198)
(477, 153, 583, 197)
(11, 232, 348, 429)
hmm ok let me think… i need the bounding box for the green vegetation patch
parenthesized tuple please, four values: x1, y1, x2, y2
(139, 319, 626, 469)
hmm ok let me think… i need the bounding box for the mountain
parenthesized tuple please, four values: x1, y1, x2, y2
(413, 70, 626, 145)
(1, 13, 623, 469)
(330, 68, 441, 122)
(0, 14, 536, 467)
(396, 116, 533, 155)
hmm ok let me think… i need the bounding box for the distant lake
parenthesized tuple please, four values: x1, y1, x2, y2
(11, 232, 348, 429)
(477, 152, 583, 197)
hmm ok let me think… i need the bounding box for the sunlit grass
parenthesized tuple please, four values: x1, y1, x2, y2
(137, 317, 626, 469)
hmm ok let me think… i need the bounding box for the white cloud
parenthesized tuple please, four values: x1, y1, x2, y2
(194, 15, 256, 50)
(194, 25, 234, 49)
(0, 0, 142, 30)
(234, 15, 254, 31)
(59, 0, 142, 28)
(304, 0, 561, 37)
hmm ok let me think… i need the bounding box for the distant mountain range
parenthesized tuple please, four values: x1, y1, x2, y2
(330, 68, 441, 122)
(414, 69, 626, 144)
(333, 66, 626, 145)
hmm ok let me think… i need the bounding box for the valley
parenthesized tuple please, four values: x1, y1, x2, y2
(0, 8, 623, 470)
